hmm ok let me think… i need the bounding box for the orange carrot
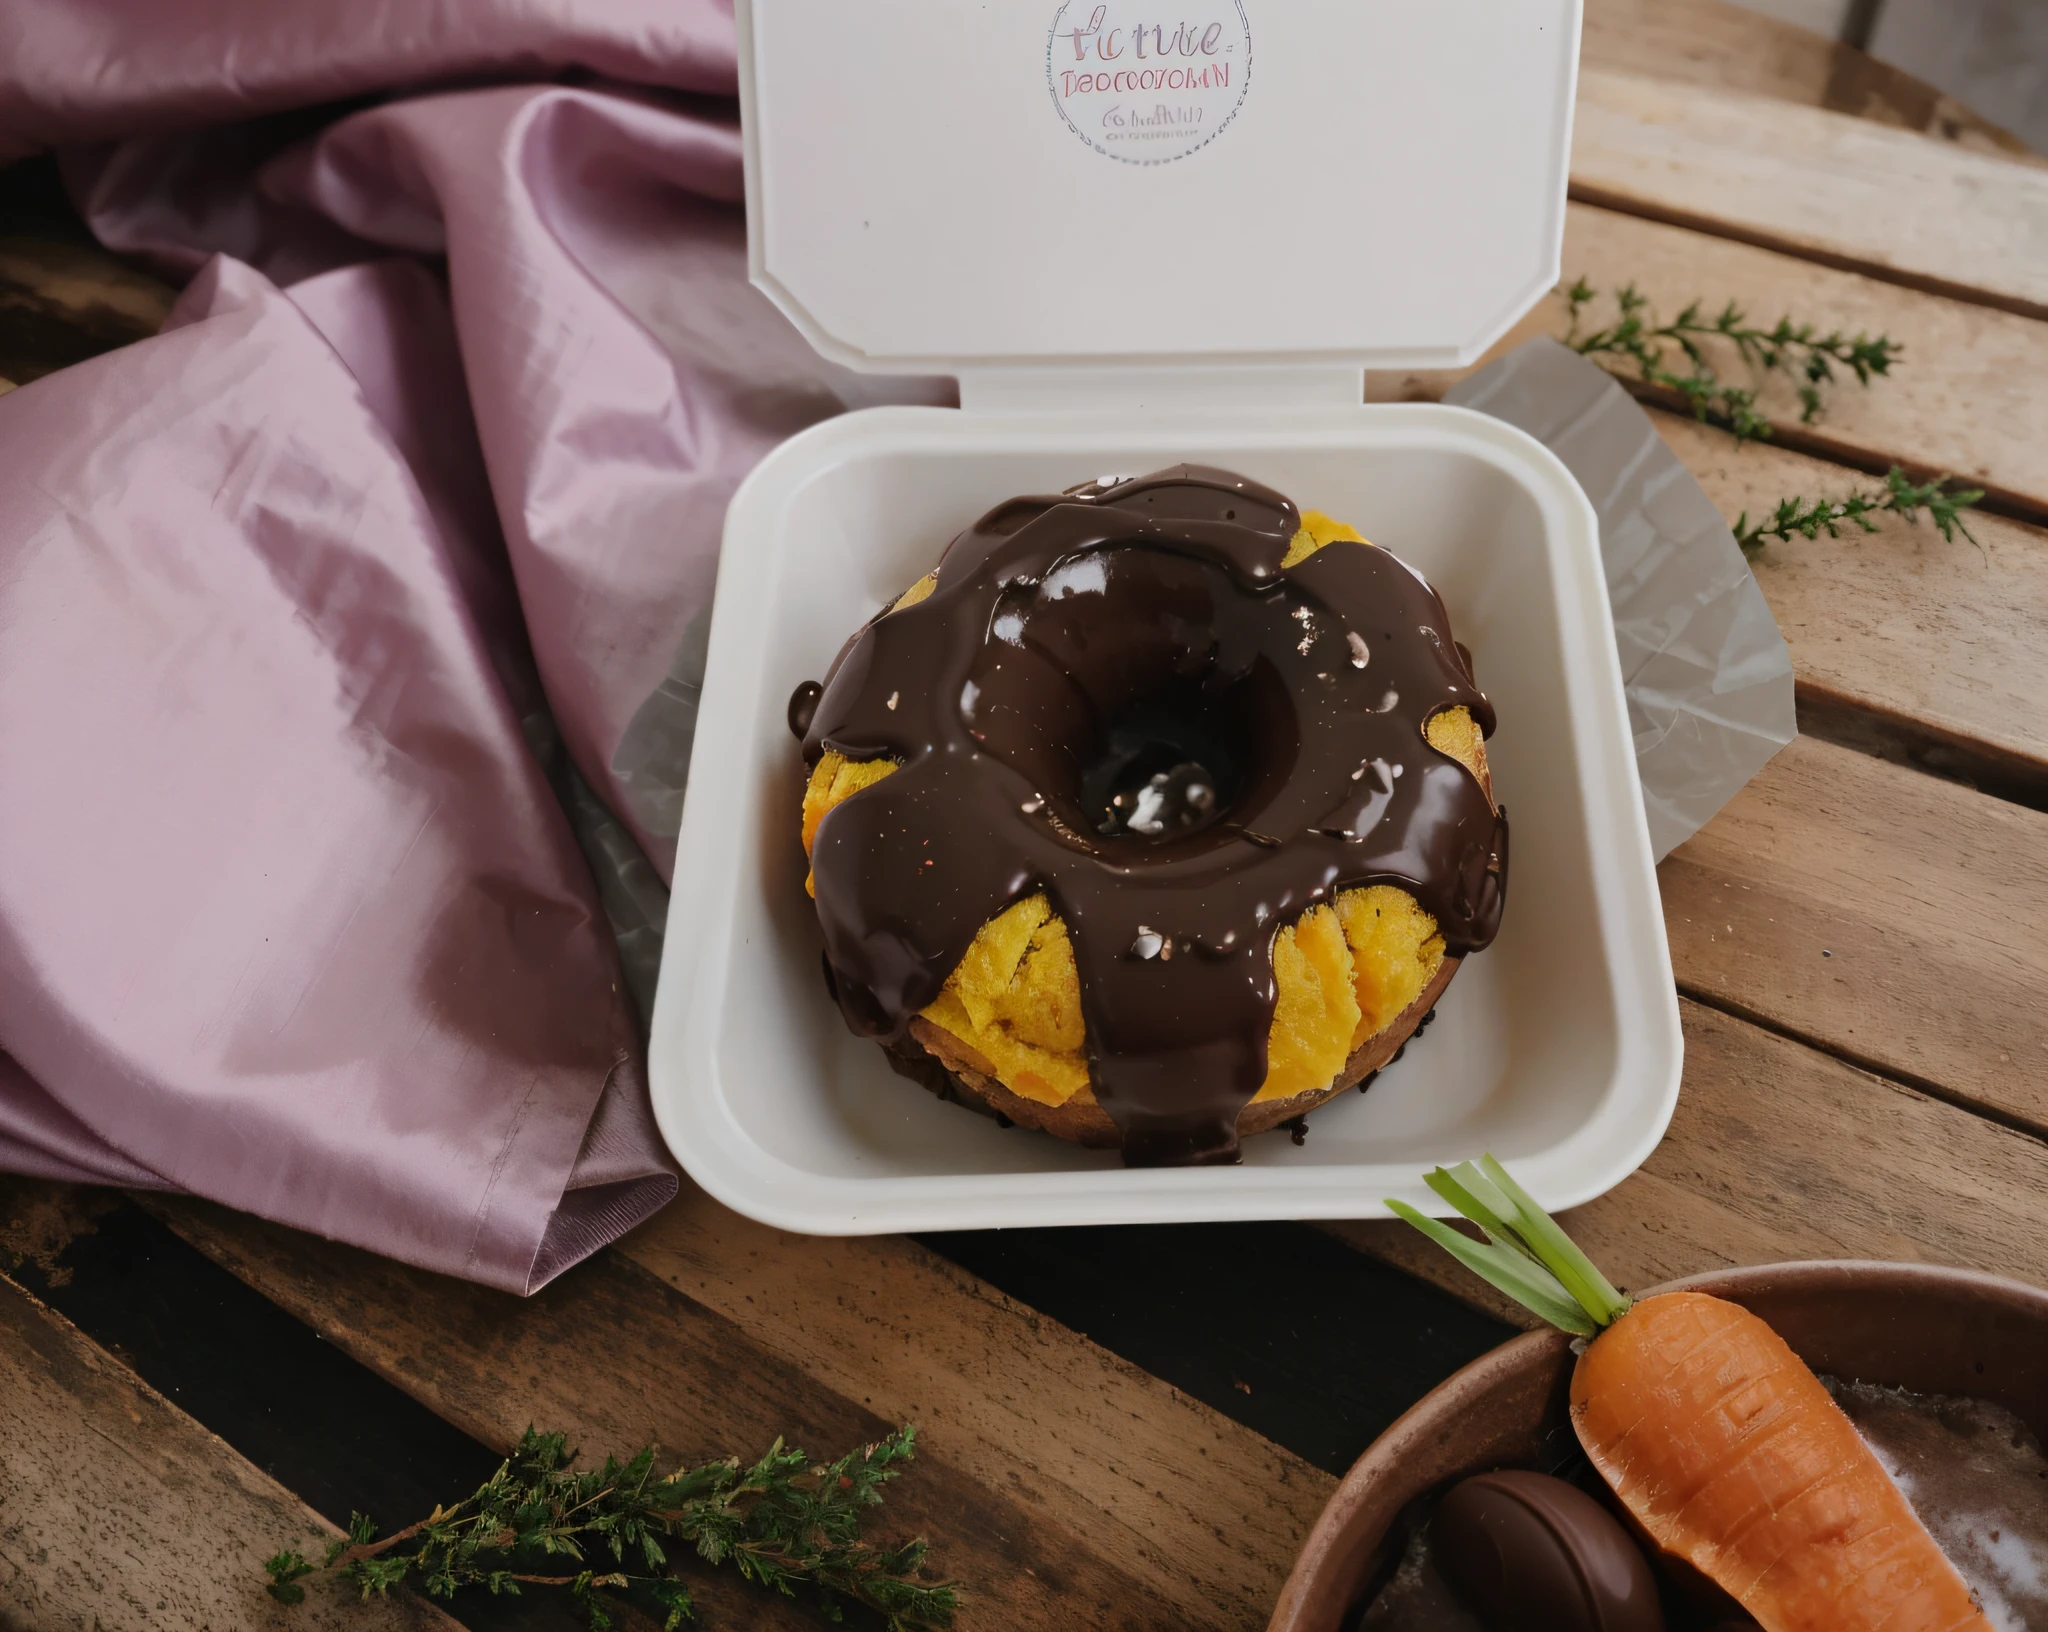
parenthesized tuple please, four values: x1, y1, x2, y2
(1391, 1158, 1991, 1632)
(1574, 1290, 1988, 1632)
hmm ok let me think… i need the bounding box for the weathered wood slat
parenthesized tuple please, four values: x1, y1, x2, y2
(1661, 732, 2048, 1135)
(1657, 413, 2048, 800)
(146, 1199, 1331, 1632)
(1581, 0, 2040, 163)
(617, 1197, 1332, 1625)
(1373, 320, 2048, 797)
(1550, 203, 2048, 520)
(0, 1273, 455, 1631)
(1332, 997, 2048, 1328)
(0, 237, 173, 385)
(1374, 202, 2048, 520)
(1569, 68, 2048, 321)
(1413, 416, 2048, 801)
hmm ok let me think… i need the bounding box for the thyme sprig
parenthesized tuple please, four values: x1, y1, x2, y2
(1732, 466, 1984, 555)
(264, 1424, 956, 1631)
(1564, 279, 1900, 442)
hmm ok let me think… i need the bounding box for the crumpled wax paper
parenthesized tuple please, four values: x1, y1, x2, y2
(1447, 336, 1797, 859)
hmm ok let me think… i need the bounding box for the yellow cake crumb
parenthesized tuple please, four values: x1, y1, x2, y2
(801, 751, 897, 895)
(1334, 886, 1446, 1046)
(1281, 509, 1369, 567)
(919, 894, 1091, 1106)
(893, 572, 938, 610)
(995, 912, 1087, 1054)
(1249, 904, 1361, 1103)
(802, 525, 1489, 1113)
(942, 894, 1047, 1031)
(1425, 702, 1483, 766)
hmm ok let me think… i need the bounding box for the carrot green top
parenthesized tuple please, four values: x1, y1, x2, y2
(1387, 1157, 1632, 1338)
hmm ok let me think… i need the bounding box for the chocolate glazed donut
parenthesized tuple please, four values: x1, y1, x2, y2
(791, 465, 1508, 1167)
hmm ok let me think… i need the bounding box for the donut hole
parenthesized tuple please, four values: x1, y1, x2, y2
(1081, 697, 1235, 838)
(1078, 670, 1284, 843)
(964, 545, 1302, 852)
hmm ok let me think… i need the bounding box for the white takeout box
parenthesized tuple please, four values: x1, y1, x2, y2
(648, 0, 1682, 1233)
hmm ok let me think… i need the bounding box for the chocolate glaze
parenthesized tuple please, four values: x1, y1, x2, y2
(793, 465, 1507, 1166)
(788, 679, 823, 739)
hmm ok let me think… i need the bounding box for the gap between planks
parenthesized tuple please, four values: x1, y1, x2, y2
(1660, 413, 2048, 810)
(1791, 685, 2048, 816)
(1677, 986, 2048, 1151)
(1372, 253, 2048, 811)
(142, 1193, 1334, 1632)
(0, 1271, 457, 1632)
(1570, 67, 2048, 324)
(1661, 732, 2048, 1139)
(612, 1196, 1334, 1615)
(1579, 0, 2043, 165)
(1381, 202, 2048, 525)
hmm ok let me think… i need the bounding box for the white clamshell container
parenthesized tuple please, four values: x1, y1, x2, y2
(648, 0, 1682, 1233)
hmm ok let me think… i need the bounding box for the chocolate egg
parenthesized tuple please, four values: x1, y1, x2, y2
(1432, 1470, 1664, 1632)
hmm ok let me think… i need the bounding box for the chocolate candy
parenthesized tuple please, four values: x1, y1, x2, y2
(1433, 1470, 1663, 1632)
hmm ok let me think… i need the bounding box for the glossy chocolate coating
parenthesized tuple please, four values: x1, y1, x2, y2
(788, 679, 823, 738)
(793, 466, 1507, 1165)
(1433, 1471, 1663, 1632)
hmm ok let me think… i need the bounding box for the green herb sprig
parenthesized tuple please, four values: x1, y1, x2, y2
(264, 1424, 956, 1631)
(1564, 279, 1900, 443)
(1388, 1156, 1631, 1338)
(1732, 466, 1984, 555)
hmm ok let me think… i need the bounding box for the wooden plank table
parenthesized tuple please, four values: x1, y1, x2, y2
(4, 3, 2046, 1627)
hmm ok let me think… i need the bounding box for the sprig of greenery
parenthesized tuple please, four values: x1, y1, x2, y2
(1732, 466, 1984, 554)
(1388, 1157, 1631, 1338)
(1564, 279, 1900, 443)
(264, 1425, 955, 1631)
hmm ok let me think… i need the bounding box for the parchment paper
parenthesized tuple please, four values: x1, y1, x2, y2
(1447, 337, 1796, 859)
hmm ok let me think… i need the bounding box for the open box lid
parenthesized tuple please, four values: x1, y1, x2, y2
(738, 0, 1582, 404)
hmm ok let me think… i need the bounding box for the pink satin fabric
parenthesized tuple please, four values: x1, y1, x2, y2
(0, 4, 946, 1289)
(0, 1, 737, 163)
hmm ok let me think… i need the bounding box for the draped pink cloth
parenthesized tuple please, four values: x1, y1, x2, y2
(0, 3, 947, 1290)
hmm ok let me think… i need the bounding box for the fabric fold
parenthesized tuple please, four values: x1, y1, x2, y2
(0, 1052, 174, 1190)
(0, 253, 672, 1291)
(1, 1, 956, 1289)
(0, 0, 739, 162)
(66, 83, 953, 877)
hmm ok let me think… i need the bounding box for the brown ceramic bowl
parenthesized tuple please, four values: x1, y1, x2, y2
(1268, 1260, 2048, 1632)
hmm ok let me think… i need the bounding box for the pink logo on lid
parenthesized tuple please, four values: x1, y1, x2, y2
(1047, 2, 1253, 165)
